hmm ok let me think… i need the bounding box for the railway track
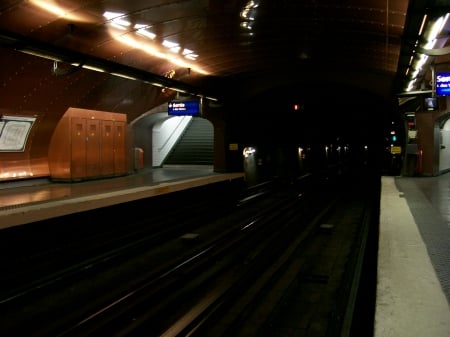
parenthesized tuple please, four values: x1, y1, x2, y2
(0, 168, 379, 337)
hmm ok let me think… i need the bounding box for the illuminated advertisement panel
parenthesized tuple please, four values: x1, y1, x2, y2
(436, 72, 450, 96)
(0, 116, 36, 152)
(168, 100, 201, 116)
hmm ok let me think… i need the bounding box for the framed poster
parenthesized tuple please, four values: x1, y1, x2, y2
(0, 116, 36, 152)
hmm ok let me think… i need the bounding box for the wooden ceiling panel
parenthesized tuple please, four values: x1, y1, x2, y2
(0, 0, 448, 116)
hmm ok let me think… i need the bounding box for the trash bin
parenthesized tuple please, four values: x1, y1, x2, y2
(134, 147, 144, 170)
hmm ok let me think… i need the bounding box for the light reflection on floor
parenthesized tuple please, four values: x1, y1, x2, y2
(0, 167, 216, 209)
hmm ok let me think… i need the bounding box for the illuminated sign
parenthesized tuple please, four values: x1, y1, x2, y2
(436, 72, 450, 96)
(424, 97, 438, 111)
(391, 146, 402, 154)
(168, 100, 201, 116)
(0, 116, 36, 152)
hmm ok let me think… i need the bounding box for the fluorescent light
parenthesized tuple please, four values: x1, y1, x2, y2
(134, 23, 147, 30)
(424, 14, 450, 49)
(20, 49, 62, 62)
(103, 11, 124, 20)
(114, 34, 209, 75)
(182, 49, 198, 60)
(111, 73, 137, 80)
(162, 40, 181, 53)
(162, 40, 179, 49)
(205, 96, 219, 102)
(418, 14, 427, 36)
(184, 53, 198, 60)
(136, 29, 157, 39)
(135, 24, 157, 39)
(103, 11, 130, 28)
(81, 65, 106, 72)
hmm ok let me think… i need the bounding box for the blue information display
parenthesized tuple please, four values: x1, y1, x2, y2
(436, 72, 450, 96)
(168, 100, 201, 116)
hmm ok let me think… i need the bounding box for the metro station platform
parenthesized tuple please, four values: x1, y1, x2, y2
(376, 174, 450, 337)
(0, 167, 449, 336)
(0, 166, 244, 229)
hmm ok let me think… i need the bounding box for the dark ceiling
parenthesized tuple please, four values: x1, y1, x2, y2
(0, 0, 449, 142)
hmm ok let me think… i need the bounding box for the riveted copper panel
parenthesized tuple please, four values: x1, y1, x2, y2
(100, 120, 115, 176)
(48, 108, 127, 181)
(113, 121, 127, 175)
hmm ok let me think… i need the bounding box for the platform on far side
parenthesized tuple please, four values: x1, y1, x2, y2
(0, 167, 244, 230)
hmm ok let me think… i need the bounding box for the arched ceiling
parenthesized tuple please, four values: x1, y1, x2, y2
(0, 0, 449, 128)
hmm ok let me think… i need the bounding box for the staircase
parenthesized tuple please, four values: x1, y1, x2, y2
(163, 117, 214, 166)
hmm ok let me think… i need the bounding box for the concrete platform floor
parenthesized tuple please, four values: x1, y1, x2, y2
(376, 176, 450, 337)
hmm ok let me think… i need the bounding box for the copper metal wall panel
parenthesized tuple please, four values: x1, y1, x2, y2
(85, 119, 100, 178)
(100, 120, 115, 176)
(48, 115, 71, 179)
(38, 107, 127, 181)
(70, 117, 87, 179)
(113, 121, 127, 175)
(0, 112, 55, 181)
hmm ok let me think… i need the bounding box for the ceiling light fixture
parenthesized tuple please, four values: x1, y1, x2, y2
(404, 13, 450, 93)
(135, 24, 157, 39)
